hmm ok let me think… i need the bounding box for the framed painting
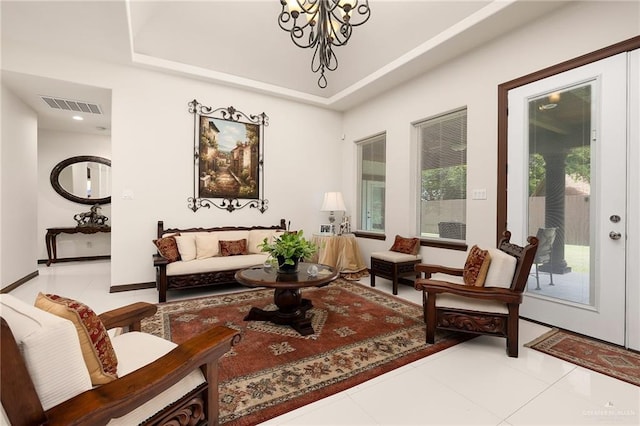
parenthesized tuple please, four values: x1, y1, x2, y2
(187, 100, 269, 213)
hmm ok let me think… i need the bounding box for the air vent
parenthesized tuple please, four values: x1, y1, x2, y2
(40, 96, 103, 115)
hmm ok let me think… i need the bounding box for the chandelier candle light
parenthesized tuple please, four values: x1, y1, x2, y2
(278, 0, 371, 88)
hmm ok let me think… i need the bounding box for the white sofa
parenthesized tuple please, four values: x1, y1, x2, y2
(154, 219, 286, 302)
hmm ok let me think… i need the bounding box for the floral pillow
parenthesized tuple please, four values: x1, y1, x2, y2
(219, 239, 248, 256)
(389, 235, 420, 255)
(153, 235, 180, 262)
(463, 245, 492, 286)
(35, 293, 118, 385)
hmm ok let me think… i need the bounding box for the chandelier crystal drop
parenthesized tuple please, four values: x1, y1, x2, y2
(278, 0, 371, 88)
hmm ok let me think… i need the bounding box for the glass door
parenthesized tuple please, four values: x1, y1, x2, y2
(507, 53, 627, 345)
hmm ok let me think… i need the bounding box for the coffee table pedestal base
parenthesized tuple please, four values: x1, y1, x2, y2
(244, 288, 315, 336)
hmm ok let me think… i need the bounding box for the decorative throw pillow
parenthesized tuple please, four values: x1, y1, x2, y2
(174, 234, 197, 261)
(34, 293, 118, 385)
(389, 235, 420, 255)
(248, 229, 275, 254)
(219, 239, 248, 256)
(195, 233, 219, 259)
(463, 245, 492, 286)
(153, 235, 180, 262)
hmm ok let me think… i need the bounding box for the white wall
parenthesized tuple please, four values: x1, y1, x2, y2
(1, 85, 38, 288)
(2, 41, 343, 288)
(342, 0, 640, 267)
(37, 129, 112, 261)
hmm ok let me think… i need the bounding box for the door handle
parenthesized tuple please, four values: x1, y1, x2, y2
(609, 231, 622, 240)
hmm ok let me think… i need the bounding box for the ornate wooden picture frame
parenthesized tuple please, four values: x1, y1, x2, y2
(187, 99, 269, 213)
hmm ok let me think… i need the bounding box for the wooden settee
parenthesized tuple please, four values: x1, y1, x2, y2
(154, 219, 287, 302)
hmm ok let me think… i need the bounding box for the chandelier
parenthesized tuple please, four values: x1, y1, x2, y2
(278, 0, 371, 88)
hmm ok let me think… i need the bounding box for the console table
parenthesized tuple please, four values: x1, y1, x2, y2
(45, 226, 111, 266)
(310, 233, 369, 280)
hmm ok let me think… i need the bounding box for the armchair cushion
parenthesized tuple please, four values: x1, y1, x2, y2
(485, 248, 517, 288)
(35, 293, 119, 385)
(108, 332, 206, 425)
(371, 250, 422, 263)
(0, 294, 92, 410)
(389, 235, 420, 255)
(431, 273, 465, 285)
(436, 294, 509, 314)
(463, 245, 491, 286)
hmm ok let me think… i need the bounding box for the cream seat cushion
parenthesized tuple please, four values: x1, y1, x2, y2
(428, 274, 509, 314)
(166, 253, 269, 276)
(371, 250, 422, 263)
(107, 332, 205, 425)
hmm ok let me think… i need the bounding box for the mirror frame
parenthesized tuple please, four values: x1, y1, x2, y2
(50, 155, 111, 205)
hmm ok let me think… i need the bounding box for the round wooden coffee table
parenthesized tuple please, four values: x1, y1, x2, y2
(234, 262, 339, 335)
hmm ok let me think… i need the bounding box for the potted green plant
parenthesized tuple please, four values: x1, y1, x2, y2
(259, 230, 318, 273)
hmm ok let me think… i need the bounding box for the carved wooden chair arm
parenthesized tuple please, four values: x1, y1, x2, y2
(99, 302, 158, 332)
(45, 326, 241, 426)
(414, 263, 464, 279)
(415, 279, 523, 304)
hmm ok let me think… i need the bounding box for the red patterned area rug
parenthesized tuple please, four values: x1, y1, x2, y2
(526, 329, 640, 387)
(141, 279, 467, 425)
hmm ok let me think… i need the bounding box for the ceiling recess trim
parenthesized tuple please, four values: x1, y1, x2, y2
(40, 96, 103, 115)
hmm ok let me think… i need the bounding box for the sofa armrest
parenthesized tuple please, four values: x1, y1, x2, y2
(99, 302, 157, 332)
(153, 254, 169, 267)
(45, 326, 241, 426)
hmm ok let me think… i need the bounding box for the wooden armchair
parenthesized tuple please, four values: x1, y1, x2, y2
(414, 231, 538, 357)
(1, 294, 240, 425)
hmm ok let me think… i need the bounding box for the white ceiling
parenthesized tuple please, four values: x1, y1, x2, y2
(1, 0, 568, 134)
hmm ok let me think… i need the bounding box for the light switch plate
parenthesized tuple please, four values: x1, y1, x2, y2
(471, 189, 487, 200)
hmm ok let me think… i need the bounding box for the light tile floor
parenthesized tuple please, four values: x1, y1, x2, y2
(9, 260, 640, 425)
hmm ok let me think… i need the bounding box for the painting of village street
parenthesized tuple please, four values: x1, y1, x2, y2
(198, 116, 260, 199)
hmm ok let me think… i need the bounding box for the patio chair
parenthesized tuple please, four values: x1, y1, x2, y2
(532, 227, 557, 289)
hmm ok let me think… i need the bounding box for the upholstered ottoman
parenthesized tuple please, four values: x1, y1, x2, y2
(370, 245, 422, 296)
(370, 235, 422, 295)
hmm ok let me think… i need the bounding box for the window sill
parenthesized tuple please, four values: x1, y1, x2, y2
(419, 238, 468, 251)
(354, 231, 386, 241)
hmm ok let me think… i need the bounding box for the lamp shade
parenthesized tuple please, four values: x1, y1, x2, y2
(321, 192, 346, 212)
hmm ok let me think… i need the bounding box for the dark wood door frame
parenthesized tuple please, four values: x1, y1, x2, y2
(496, 36, 640, 244)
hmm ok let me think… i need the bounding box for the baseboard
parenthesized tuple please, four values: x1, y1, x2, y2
(1, 270, 39, 293)
(110, 282, 156, 293)
(38, 255, 110, 265)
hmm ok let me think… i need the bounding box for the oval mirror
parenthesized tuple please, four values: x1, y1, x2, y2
(50, 156, 111, 205)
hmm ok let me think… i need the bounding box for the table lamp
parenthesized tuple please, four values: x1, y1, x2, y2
(321, 192, 346, 233)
